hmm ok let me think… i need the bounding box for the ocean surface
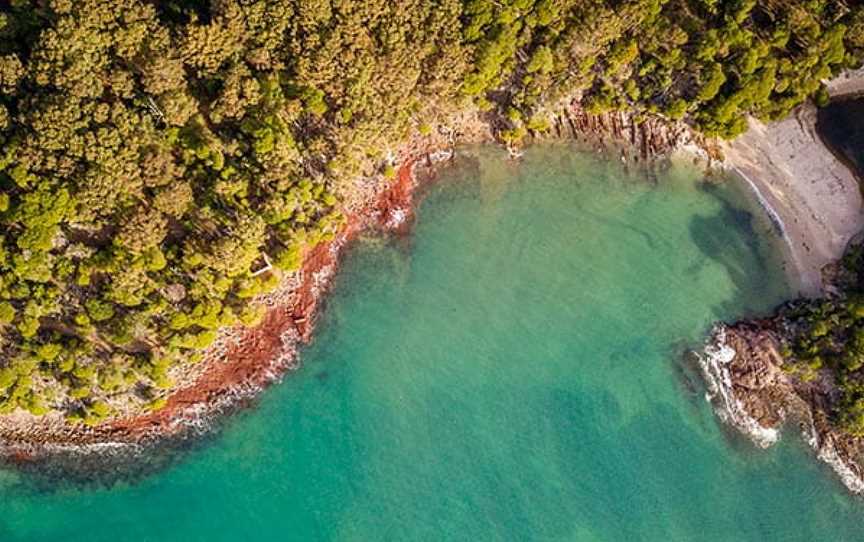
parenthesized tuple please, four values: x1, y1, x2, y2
(2, 144, 864, 541)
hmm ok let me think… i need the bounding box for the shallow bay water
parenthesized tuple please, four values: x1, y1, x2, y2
(2, 145, 864, 541)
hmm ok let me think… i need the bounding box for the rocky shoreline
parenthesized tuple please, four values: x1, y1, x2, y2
(2, 89, 859, 487)
(692, 74, 864, 495)
(1, 98, 702, 470)
(0, 105, 498, 471)
(0, 151, 436, 461)
(698, 321, 864, 494)
(548, 104, 713, 162)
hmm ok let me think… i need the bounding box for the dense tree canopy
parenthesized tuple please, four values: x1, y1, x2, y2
(781, 245, 864, 436)
(1, 0, 862, 424)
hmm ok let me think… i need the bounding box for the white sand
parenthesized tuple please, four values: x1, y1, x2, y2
(722, 103, 864, 296)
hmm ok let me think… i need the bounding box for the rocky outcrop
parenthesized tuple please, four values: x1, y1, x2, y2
(699, 323, 791, 448)
(700, 322, 864, 494)
(700, 70, 864, 494)
(549, 103, 713, 161)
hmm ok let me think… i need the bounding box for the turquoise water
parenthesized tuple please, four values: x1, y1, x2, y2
(2, 145, 864, 541)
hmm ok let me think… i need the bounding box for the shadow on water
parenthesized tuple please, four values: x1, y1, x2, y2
(669, 341, 704, 399)
(688, 181, 780, 320)
(672, 175, 792, 445)
(674, 179, 804, 456)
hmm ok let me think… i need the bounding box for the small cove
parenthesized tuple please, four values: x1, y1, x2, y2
(1, 144, 863, 541)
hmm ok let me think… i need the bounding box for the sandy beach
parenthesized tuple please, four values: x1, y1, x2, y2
(722, 102, 864, 296)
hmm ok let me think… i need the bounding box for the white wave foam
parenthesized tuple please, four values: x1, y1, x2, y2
(385, 208, 408, 229)
(802, 418, 864, 494)
(428, 149, 453, 163)
(728, 167, 787, 238)
(699, 326, 864, 494)
(1, 439, 145, 461)
(697, 325, 780, 448)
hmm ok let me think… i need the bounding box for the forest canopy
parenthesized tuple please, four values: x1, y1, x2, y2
(1, 0, 863, 424)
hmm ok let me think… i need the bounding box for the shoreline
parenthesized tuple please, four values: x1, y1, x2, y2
(0, 118, 479, 464)
(3, 93, 861, 474)
(0, 101, 698, 464)
(720, 105, 864, 297)
(698, 322, 864, 495)
(695, 73, 864, 495)
(0, 157, 421, 453)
